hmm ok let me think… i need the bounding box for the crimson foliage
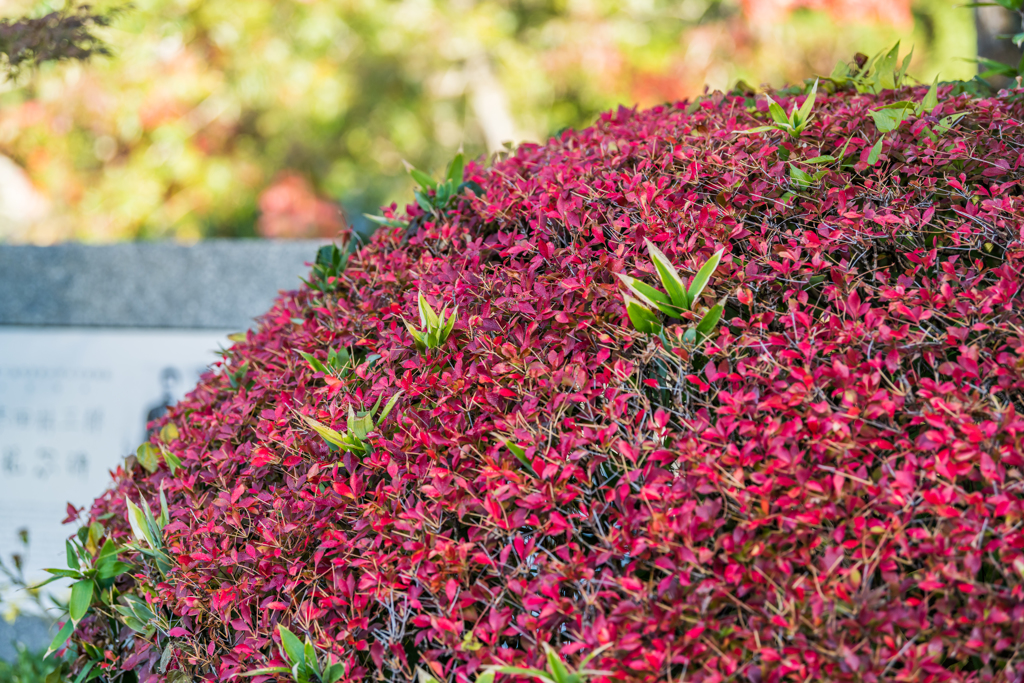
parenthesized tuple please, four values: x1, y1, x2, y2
(76, 82, 1024, 683)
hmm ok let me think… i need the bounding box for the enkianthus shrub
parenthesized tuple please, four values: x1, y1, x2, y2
(62, 79, 1024, 683)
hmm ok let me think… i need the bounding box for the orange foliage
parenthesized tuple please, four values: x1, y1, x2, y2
(256, 173, 345, 239)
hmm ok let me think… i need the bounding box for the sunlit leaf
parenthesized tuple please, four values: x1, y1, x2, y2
(764, 95, 789, 126)
(488, 666, 555, 683)
(867, 137, 884, 165)
(686, 248, 724, 306)
(544, 643, 571, 683)
(299, 351, 327, 375)
(696, 302, 724, 336)
(418, 292, 439, 329)
(877, 42, 899, 90)
(377, 391, 404, 424)
(69, 578, 94, 625)
(45, 620, 74, 659)
(126, 498, 155, 549)
(499, 436, 531, 469)
(441, 305, 458, 342)
(298, 414, 348, 451)
(624, 295, 662, 334)
(794, 78, 818, 129)
(615, 273, 681, 318)
(869, 102, 915, 133)
(644, 239, 688, 309)
(236, 668, 293, 678)
(160, 422, 179, 442)
(136, 442, 160, 473)
(920, 76, 939, 115)
(164, 450, 182, 475)
(897, 46, 914, 86)
(364, 214, 408, 228)
(408, 168, 437, 191)
(278, 625, 306, 668)
(447, 152, 465, 184)
(417, 668, 443, 683)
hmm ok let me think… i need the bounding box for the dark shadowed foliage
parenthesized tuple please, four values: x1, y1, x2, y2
(0, 4, 114, 78)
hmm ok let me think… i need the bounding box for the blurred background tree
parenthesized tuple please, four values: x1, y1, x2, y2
(0, 0, 978, 243)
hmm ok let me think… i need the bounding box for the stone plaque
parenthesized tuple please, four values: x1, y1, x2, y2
(0, 240, 327, 638)
(0, 327, 229, 596)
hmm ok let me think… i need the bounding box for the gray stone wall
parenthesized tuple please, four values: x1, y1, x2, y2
(0, 240, 327, 328)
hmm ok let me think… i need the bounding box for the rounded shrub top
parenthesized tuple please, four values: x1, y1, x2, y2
(74, 81, 1024, 683)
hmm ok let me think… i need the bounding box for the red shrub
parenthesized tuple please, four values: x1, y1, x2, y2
(76, 82, 1024, 683)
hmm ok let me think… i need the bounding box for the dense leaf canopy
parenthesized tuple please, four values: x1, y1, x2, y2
(71, 81, 1024, 683)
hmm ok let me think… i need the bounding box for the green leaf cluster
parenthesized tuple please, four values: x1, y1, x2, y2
(124, 492, 172, 576)
(743, 79, 818, 137)
(298, 347, 356, 379)
(136, 423, 183, 475)
(35, 529, 133, 660)
(828, 43, 914, 94)
(366, 153, 480, 227)
(418, 668, 493, 683)
(227, 360, 252, 391)
(617, 239, 725, 342)
(862, 77, 964, 167)
(405, 292, 458, 353)
(788, 163, 830, 189)
(112, 594, 158, 636)
(408, 153, 478, 215)
(299, 391, 403, 458)
(238, 625, 344, 683)
(868, 77, 939, 132)
(975, 54, 1024, 80)
(305, 244, 351, 294)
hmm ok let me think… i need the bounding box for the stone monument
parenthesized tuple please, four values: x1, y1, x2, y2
(0, 240, 327, 656)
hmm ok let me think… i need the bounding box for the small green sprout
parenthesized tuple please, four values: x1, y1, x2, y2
(299, 347, 354, 378)
(124, 491, 173, 576)
(405, 292, 457, 352)
(828, 43, 913, 94)
(494, 433, 531, 470)
(485, 643, 612, 683)
(238, 624, 345, 683)
(112, 593, 158, 636)
(299, 391, 403, 458)
(788, 163, 830, 189)
(409, 153, 467, 214)
(616, 239, 725, 339)
(366, 153, 481, 226)
(308, 243, 351, 293)
(743, 79, 818, 137)
(863, 77, 951, 166)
